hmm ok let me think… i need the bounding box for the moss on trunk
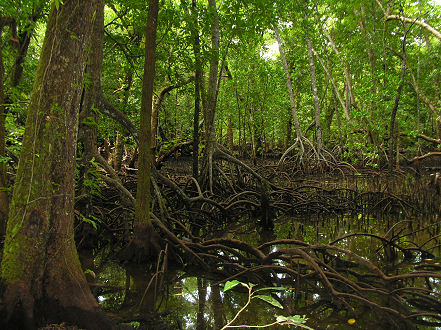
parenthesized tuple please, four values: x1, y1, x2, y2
(0, 1, 113, 328)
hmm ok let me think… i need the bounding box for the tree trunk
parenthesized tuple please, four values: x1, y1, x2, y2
(388, 22, 407, 170)
(274, 27, 303, 141)
(286, 117, 292, 149)
(151, 75, 195, 153)
(76, 0, 105, 254)
(0, 19, 13, 236)
(0, 1, 113, 329)
(132, 0, 161, 261)
(202, 0, 220, 193)
(78, 0, 104, 177)
(236, 86, 243, 155)
(196, 277, 207, 330)
(323, 28, 357, 112)
(192, 0, 201, 179)
(211, 283, 225, 329)
(304, 16, 324, 153)
(358, 5, 379, 144)
(227, 114, 233, 152)
(311, 47, 352, 123)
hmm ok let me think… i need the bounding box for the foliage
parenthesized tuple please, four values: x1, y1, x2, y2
(222, 280, 312, 329)
(1, 0, 440, 166)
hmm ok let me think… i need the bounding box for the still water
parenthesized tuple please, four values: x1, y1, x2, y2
(86, 174, 441, 329)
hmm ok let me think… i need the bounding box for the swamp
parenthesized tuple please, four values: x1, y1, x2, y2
(1, 0, 441, 329)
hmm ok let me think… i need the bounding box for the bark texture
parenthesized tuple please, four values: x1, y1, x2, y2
(0, 2, 113, 328)
(130, 0, 161, 262)
(202, 0, 220, 193)
(0, 19, 13, 235)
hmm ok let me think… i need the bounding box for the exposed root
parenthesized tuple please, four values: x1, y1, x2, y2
(74, 149, 441, 328)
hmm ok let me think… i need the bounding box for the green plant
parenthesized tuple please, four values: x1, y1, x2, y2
(79, 213, 101, 230)
(221, 280, 313, 329)
(83, 157, 103, 197)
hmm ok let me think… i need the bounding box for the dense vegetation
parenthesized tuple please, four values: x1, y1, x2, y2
(0, 0, 441, 328)
(3, 0, 441, 171)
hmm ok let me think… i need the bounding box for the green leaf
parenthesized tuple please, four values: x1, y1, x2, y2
(254, 286, 287, 293)
(79, 213, 98, 230)
(254, 294, 283, 309)
(54, 0, 64, 10)
(82, 116, 98, 127)
(223, 280, 241, 292)
(276, 315, 313, 329)
(0, 155, 11, 164)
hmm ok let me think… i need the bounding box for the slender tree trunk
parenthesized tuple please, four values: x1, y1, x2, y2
(211, 283, 225, 329)
(275, 26, 304, 145)
(114, 58, 139, 171)
(260, 76, 269, 154)
(388, 22, 407, 170)
(332, 87, 343, 147)
(133, 0, 161, 259)
(375, 0, 441, 42)
(286, 117, 292, 149)
(247, 105, 257, 161)
(9, 2, 45, 88)
(304, 16, 324, 153)
(227, 114, 234, 152)
(196, 277, 207, 330)
(236, 86, 242, 154)
(0, 25, 9, 236)
(202, 0, 220, 193)
(312, 47, 352, 123)
(192, 0, 201, 179)
(151, 75, 194, 153)
(11, 26, 32, 87)
(358, 5, 379, 144)
(323, 28, 357, 111)
(417, 26, 421, 139)
(0, 2, 113, 329)
(114, 131, 124, 171)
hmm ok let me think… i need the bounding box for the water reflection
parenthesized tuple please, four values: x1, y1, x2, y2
(83, 209, 440, 329)
(83, 173, 441, 329)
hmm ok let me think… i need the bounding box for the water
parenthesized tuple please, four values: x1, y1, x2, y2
(84, 173, 441, 329)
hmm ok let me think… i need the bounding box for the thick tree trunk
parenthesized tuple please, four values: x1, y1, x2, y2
(79, 0, 104, 166)
(77, 0, 104, 237)
(0, 2, 113, 329)
(0, 20, 13, 236)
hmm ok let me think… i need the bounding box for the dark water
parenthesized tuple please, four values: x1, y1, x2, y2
(86, 174, 441, 329)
